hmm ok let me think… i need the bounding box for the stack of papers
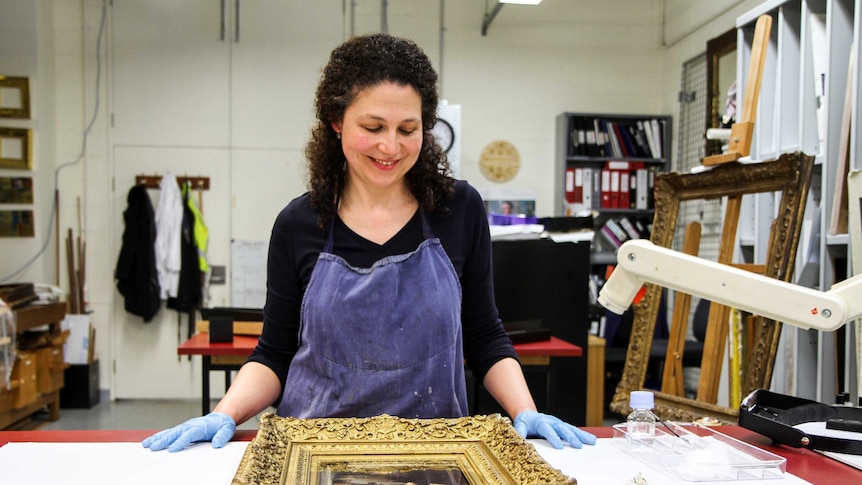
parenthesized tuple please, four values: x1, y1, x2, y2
(489, 224, 545, 240)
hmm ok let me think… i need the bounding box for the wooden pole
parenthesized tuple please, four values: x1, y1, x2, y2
(697, 195, 742, 403)
(660, 222, 702, 396)
(66, 228, 78, 314)
(55, 190, 60, 286)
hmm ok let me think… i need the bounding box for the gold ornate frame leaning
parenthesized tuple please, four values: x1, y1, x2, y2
(609, 152, 814, 423)
(0, 76, 31, 119)
(233, 413, 575, 485)
(0, 128, 33, 170)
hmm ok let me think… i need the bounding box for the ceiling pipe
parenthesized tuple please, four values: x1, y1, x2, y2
(481, 1, 504, 37)
(482, 0, 542, 36)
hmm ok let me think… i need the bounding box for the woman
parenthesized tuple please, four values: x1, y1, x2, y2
(143, 33, 595, 453)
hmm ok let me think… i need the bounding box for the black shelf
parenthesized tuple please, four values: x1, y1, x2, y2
(554, 112, 672, 218)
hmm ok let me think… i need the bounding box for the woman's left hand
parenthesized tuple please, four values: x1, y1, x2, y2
(513, 411, 597, 449)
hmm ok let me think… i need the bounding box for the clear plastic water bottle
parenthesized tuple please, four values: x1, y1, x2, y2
(626, 390, 657, 448)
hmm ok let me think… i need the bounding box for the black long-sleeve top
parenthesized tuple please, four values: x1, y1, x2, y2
(247, 180, 517, 394)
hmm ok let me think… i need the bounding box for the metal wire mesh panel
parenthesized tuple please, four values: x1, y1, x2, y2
(676, 54, 707, 176)
(675, 53, 725, 397)
(675, 53, 722, 262)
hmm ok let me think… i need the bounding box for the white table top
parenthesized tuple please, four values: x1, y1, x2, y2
(0, 438, 813, 484)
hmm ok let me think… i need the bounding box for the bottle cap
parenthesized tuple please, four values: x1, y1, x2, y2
(630, 390, 654, 409)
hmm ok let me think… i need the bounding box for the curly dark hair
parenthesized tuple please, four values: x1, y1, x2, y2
(305, 33, 455, 230)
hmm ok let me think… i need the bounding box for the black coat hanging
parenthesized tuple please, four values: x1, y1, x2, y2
(115, 184, 161, 322)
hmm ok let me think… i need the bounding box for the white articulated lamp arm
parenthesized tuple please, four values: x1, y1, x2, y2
(597, 239, 857, 332)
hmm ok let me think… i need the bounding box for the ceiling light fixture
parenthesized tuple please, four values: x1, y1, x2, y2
(499, 0, 542, 4)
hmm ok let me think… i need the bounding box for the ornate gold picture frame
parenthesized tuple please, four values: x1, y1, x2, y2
(233, 413, 575, 485)
(0, 127, 33, 170)
(609, 152, 814, 423)
(0, 76, 31, 119)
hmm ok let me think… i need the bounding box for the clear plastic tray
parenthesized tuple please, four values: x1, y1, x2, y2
(612, 422, 786, 481)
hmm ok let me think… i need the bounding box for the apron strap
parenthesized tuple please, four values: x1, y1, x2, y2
(324, 214, 337, 254)
(418, 207, 434, 240)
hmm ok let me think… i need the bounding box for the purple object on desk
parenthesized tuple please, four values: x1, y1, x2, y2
(489, 213, 539, 225)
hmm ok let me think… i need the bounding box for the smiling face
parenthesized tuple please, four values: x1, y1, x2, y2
(333, 81, 424, 194)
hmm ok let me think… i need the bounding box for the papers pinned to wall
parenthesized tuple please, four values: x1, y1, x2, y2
(231, 240, 267, 309)
(62, 314, 91, 365)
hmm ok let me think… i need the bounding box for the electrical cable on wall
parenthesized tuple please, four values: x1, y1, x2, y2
(381, 0, 389, 33)
(0, 1, 107, 283)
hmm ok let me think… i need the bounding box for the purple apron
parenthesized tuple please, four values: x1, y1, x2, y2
(276, 210, 468, 419)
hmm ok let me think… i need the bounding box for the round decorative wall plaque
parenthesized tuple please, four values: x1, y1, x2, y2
(479, 140, 520, 183)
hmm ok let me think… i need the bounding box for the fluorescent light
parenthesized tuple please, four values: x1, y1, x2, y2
(499, 0, 542, 5)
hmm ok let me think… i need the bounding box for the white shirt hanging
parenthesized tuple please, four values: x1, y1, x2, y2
(154, 172, 183, 299)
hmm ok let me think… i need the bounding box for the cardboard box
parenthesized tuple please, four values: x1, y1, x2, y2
(35, 345, 66, 393)
(11, 351, 37, 409)
(0, 383, 13, 413)
(60, 360, 99, 409)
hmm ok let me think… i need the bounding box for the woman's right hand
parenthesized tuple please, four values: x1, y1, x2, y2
(142, 412, 236, 452)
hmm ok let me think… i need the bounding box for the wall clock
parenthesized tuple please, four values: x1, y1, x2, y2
(479, 140, 520, 183)
(432, 118, 455, 153)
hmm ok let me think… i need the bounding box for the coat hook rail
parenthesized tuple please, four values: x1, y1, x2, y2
(135, 175, 210, 190)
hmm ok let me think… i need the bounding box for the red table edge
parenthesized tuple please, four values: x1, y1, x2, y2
(0, 429, 257, 446)
(512, 336, 583, 357)
(177, 333, 582, 358)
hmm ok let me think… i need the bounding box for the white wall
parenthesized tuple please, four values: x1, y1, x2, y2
(0, 0, 765, 399)
(0, 0, 57, 286)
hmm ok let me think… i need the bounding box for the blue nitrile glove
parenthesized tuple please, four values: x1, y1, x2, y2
(513, 411, 597, 450)
(142, 412, 236, 452)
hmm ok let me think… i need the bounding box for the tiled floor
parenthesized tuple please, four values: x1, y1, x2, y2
(31, 399, 264, 432)
(27, 398, 617, 432)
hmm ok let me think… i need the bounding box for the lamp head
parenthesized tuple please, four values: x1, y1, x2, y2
(597, 264, 644, 315)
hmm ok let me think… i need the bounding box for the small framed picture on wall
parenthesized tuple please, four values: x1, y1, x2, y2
(0, 177, 33, 204)
(0, 127, 33, 170)
(0, 76, 31, 119)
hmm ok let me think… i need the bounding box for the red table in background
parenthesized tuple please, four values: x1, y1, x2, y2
(178, 333, 582, 416)
(512, 336, 583, 359)
(177, 334, 258, 415)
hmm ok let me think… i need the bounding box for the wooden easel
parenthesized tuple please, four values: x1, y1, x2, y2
(690, 14, 772, 403)
(665, 14, 788, 394)
(703, 15, 773, 166)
